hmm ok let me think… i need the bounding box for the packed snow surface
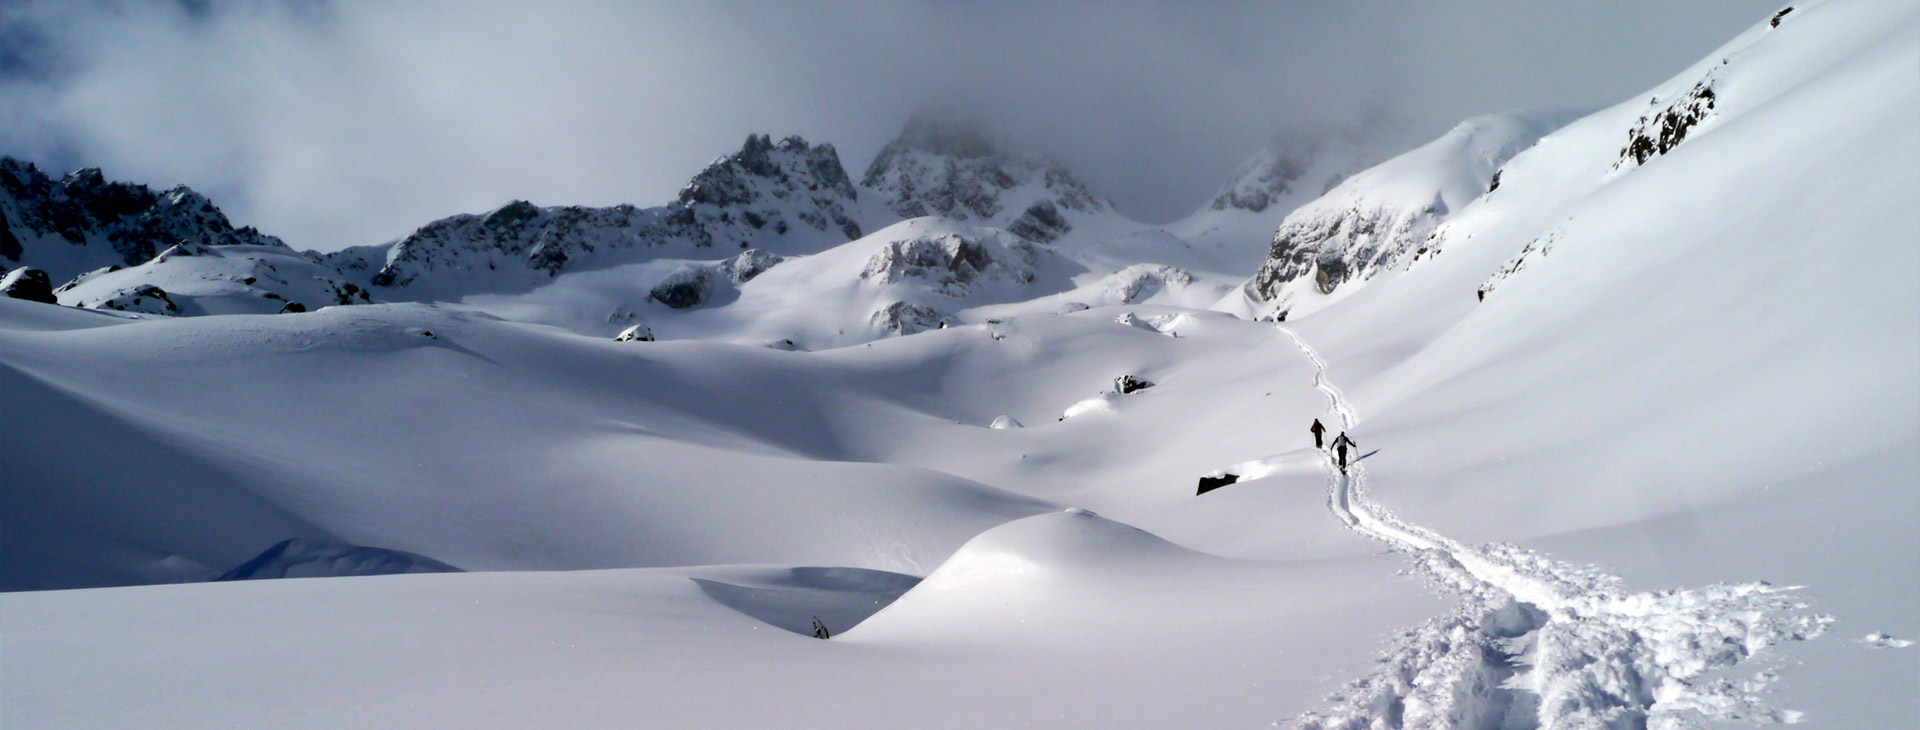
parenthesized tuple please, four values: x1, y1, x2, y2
(2, 2, 1916, 728)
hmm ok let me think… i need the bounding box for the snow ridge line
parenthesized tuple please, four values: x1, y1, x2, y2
(1275, 325, 1832, 730)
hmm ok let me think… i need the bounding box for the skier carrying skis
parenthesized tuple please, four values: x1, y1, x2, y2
(1310, 418, 1326, 449)
(1331, 432, 1357, 472)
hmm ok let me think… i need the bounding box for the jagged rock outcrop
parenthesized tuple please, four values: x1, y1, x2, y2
(724, 248, 785, 283)
(869, 300, 955, 336)
(1113, 375, 1155, 394)
(649, 266, 716, 309)
(614, 323, 655, 342)
(351, 135, 865, 296)
(859, 229, 1038, 298)
(0, 267, 57, 304)
(862, 114, 1111, 244)
(1204, 143, 1320, 214)
(1098, 264, 1197, 305)
(215, 538, 461, 581)
(0, 157, 285, 283)
(1244, 111, 1576, 316)
(1617, 76, 1717, 169)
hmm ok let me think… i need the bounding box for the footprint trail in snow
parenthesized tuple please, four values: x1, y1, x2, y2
(1276, 326, 1833, 730)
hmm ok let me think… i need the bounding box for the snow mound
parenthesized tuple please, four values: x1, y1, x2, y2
(687, 565, 921, 637)
(55, 243, 372, 317)
(843, 509, 1220, 644)
(216, 538, 461, 581)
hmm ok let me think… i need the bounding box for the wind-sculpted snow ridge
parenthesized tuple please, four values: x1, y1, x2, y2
(861, 113, 1112, 244)
(0, 157, 286, 284)
(344, 135, 866, 298)
(1279, 327, 1831, 730)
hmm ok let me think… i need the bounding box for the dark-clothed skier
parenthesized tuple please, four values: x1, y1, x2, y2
(1310, 419, 1326, 449)
(1331, 432, 1357, 472)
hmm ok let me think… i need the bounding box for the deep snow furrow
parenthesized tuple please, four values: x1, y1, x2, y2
(1276, 326, 1829, 730)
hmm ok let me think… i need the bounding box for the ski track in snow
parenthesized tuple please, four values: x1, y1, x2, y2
(1276, 326, 1833, 730)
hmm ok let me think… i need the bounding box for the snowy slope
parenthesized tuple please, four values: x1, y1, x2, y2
(54, 241, 372, 315)
(1235, 109, 1581, 320)
(2, 2, 1916, 729)
(1254, 1, 1920, 724)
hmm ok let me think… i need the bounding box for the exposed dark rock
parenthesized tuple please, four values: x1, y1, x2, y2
(862, 113, 1110, 226)
(1113, 375, 1155, 394)
(93, 283, 177, 315)
(1006, 200, 1071, 243)
(725, 248, 786, 283)
(649, 266, 715, 309)
(0, 267, 57, 304)
(1620, 79, 1716, 167)
(277, 301, 306, 313)
(1197, 472, 1239, 496)
(1770, 6, 1793, 27)
(0, 157, 284, 281)
(859, 230, 1038, 297)
(355, 135, 862, 294)
(870, 300, 955, 336)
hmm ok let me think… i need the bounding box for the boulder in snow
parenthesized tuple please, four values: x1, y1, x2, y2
(1113, 375, 1155, 394)
(0, 267, 57, 304)
(649, 266, 715, 309)
(870, 300, 955, 337)
(725, 249, 786, 283)
(615, 324, 655, 342)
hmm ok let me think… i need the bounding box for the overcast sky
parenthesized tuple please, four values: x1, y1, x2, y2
(0, 1, 1776, 251)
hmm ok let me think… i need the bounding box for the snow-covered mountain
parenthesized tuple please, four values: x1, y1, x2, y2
(0, 157, 286, 284)
(334, 134, 877, 300)
(860, 114, 1115, 245)
(4, 2, 1917, 729)
(1163, 126, 1417, 271)
(1236, 109, 1579, 320)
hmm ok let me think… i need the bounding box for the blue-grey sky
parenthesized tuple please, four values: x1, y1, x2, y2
(0, 1, 1777, 250)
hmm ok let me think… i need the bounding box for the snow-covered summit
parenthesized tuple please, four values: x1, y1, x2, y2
(0, 157, 286, 284)
(1240, 109, 1579, 318)
(342, 135, 871, 300)
(861, 114, 1114, 244)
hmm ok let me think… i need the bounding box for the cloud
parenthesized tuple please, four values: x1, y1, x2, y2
(0, 0, 1775, 250)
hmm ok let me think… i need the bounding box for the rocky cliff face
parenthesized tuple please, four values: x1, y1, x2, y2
(1243, 111, 1577, 318)
(861, 115, 1111, 244)
(349, 135, 866, 297)
(0, 157, 285, 283)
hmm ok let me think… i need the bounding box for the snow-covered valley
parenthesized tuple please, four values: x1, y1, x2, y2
(3, 2, 1916, 728)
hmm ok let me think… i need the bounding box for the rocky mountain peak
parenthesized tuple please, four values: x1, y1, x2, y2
(357, 134, 866, 297)
(861, 114, 1111, 243)
(0, 156, 285, 283)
